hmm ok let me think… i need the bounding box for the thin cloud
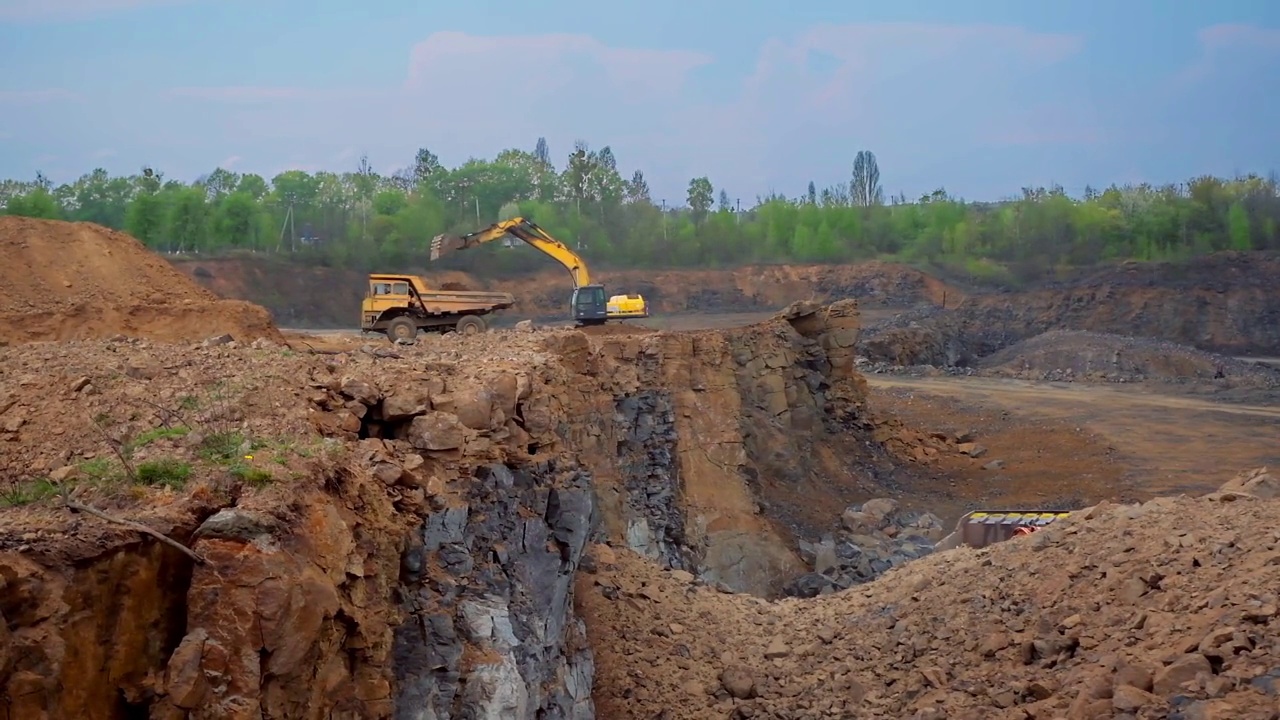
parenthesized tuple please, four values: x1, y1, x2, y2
(0, 89, 80, 105)
(1173, 23, 1280, 87)
(0, 0, 188, 22)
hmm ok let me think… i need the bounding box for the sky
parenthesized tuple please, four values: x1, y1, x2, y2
(1, 0, 1278, 204)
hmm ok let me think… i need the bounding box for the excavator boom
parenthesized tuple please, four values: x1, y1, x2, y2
(431, 218, 590, 288)
(430, 217, 649, 324)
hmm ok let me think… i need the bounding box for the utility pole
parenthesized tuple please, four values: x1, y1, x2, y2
(475, 197, 480, 224)
(661, 199, 667, 241)
(736, 198, 741, 225)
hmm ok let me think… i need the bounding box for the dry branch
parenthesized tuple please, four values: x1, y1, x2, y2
(63, 491, 206, 564)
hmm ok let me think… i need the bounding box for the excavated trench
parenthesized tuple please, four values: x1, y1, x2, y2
(0, 298, 939, 719)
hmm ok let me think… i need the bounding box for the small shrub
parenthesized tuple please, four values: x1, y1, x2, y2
(135, 459, 192, 489)
(0, 478, 59, 507)
(229, 463, 273, 487)
(127, 426, 190, 452)
(79, 458, 121, 483)
(200, 431, 246, 462)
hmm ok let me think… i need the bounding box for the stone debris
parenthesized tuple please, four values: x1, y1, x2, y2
(786, 498, 945, 596)
(582, 469, 1280, 720)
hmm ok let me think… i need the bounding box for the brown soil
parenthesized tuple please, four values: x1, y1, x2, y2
(581, 476, 1280, 719)
(0, 217, 280, 345)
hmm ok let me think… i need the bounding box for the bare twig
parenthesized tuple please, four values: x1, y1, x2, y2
(136, 398, 191, 430)
(61, 488, 206, 564)
(90, 416, 138, 481)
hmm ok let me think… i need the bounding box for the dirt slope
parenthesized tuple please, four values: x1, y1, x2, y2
(581, 471, 1280, 719)
(169, 256, 955, 327)
(0, 217, 279, 344)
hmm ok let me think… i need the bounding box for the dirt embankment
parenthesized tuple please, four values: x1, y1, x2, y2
(0, 217, 280, 345)
(1, 297, 986, 719)
(168, 256, 955, 328)
(860, 251, 1280, 367)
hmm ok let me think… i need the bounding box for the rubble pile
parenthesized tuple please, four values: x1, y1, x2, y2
(785, 497, 946, 597)
(583, 468, 1280, 720)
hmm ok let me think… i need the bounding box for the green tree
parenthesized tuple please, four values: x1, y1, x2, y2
(687, 177, 714, 227)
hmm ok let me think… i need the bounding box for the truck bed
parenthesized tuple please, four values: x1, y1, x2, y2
(416, 289, 515, 313)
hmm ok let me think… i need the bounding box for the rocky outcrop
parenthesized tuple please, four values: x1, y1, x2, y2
(585, 297, 897, 597)
(859, 250, 1280, 364)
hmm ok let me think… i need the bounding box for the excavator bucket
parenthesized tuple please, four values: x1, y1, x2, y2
(957, 511, 1071, 549)
(429, 233, 465, 261)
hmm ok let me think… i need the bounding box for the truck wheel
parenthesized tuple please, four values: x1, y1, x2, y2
(456, 315, 485, 336)
(388, 317, 417, 342)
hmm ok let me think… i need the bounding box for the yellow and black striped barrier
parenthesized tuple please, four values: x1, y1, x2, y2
(959, 510, 1072, 548)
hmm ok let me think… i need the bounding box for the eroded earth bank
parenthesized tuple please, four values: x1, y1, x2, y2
(2, 218, 1279, 720)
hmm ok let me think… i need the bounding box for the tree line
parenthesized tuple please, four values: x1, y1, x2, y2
(3, 138, 1278, 285)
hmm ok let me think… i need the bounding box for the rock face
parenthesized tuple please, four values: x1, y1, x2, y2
(391, 461, 596, 720)
(859, 250, 1280, 364)
(585, 297, 895, 596)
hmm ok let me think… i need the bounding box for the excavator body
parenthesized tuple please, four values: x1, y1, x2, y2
(430, 218, 650, 324)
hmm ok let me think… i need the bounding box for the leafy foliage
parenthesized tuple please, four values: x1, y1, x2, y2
(3, 139, 1278, 283)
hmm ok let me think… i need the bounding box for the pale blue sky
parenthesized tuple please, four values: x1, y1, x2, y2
(1, 0, 1278, 203)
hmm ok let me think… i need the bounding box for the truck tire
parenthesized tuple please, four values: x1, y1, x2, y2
(388, 317, 417, 343)
(456, 315, 485, 336)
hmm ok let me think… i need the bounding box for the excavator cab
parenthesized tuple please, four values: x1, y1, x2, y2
(572, 284, 609, 323)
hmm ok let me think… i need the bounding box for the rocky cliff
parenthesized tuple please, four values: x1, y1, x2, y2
(860, 250, 1280, 366)
(0, 299, 919, 719)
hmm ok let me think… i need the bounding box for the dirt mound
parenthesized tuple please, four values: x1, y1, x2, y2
(0, 217, 279, 344)
(582, 472, 1280, 719)
(980, 330, 1280, 386)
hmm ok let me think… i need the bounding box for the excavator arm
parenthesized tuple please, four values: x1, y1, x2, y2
(430, 217, 591, 288)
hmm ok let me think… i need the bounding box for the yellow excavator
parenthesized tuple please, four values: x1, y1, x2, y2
(430, 217, 649, 326)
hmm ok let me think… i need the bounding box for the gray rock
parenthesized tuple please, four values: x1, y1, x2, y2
(391, 459, 598, 720)
(193, 508, 279, 541)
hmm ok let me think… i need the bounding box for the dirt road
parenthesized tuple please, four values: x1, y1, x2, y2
(868, 374, 1280, 513)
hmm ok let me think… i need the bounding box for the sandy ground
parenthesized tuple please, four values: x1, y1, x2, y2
(868, 375, 1280, 511)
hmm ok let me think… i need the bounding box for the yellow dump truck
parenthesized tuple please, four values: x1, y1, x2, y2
(360, 273, 514, 342)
